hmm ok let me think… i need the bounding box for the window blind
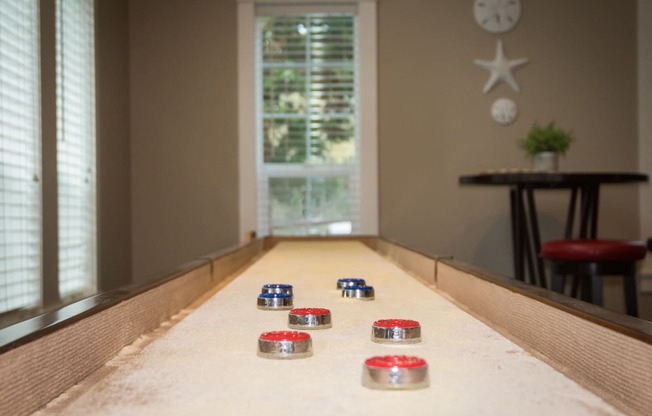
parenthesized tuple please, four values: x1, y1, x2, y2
(0, 0, 42, 314)
(257, 12, 360, 236)
(56, 0, 96, 299)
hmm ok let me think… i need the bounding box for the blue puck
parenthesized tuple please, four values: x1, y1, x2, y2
(342, 285, 375, 300)
(257, 292, 293, 310)
(337, 278, 366, 289)
(262, 284, 293, 295)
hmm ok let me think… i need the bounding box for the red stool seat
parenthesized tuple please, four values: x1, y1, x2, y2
(541, 239, 646, 262)
(540, 239, 646, 317)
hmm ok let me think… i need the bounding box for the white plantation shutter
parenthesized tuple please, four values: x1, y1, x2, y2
(56, 0, 96, 298)
(256, 10, 360, 236)
(0, 0, 42, 313)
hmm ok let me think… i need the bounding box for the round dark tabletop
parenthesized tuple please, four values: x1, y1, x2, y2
(459, 171, 649, 187)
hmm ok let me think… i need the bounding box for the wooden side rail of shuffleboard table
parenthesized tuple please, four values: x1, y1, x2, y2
(0, 236, 650, 416)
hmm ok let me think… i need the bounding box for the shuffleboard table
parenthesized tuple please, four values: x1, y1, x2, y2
(0, 237, 650, 415)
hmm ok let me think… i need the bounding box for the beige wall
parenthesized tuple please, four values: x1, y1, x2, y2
(124, 0, 643, 284)
(129, 0, 239, 281)
(96, 0, 132, 290)
(379, 0, 641, 277)
(639, 0, 652, 277)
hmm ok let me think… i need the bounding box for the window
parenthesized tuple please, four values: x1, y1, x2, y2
(56, 0, 97, 299)
(0, 0, 42, 314)
(0, 0, 96, 323)
(238, 0, 377, 239)
(258, 12, 358, 235)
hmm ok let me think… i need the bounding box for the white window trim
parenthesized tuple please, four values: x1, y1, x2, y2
(237, 0, 378, 241)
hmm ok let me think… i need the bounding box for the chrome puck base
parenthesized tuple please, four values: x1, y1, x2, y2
(288, 308, 332, 330)
(337, 278, 366, 290)
(257, 293, 293, 310)
(362, 355, 429, 390)
(372, 319, 422, 344)
(342, 285, 375, 300)
(257, 331, 313, 359)
(261, 284, 293, 295)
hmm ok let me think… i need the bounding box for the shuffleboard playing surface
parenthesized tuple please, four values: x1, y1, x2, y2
(35, 241, 621, 415)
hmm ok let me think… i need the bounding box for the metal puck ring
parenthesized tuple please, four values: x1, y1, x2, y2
(372, 319, 421, 344)
(261, 284, 293, 295)
(288, 308, 332, 330)
(362, 355, 429, 390)
(257, 330, 313, 359)
(337, 278, 366, 290)
(257, 293, 293, 310)
(342, 285, 375, 300)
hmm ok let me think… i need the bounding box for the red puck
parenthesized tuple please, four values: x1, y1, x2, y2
(259, 330, 310, 342)
(365, 355, 427, 369)
(372, 319, 421, 344)
(288, 308, 332, 330)
(257, 330, 312, 359)
(374, 319, 420, 329)
(362, 355, 429, 390)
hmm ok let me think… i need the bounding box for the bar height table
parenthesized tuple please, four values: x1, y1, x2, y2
(459, 172, 649, 287)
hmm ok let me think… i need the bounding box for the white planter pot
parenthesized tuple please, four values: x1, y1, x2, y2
(532, 152, 559, 172)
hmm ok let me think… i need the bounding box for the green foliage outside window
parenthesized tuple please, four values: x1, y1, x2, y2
(261, 15, 356, 165)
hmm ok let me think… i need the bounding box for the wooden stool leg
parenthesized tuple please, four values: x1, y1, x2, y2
(551, 273, 565, 293)
(570, 275, 580, 298)
(580, 275, 592, 303)
(623, 263, 638, 317)
(590, 275, 603, 307)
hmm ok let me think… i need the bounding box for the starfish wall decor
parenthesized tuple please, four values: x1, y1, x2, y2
(474, 39, 528, 93)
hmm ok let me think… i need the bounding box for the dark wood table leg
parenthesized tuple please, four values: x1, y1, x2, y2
(578, 185, 600, 239)
(564, 187, 578, 239)
(522, 222, 536, 286)
(510, 187, 525, 281)
(525, 186, 546, 288)
(589, 186, 599, 239)
(579, 185, 600, 239)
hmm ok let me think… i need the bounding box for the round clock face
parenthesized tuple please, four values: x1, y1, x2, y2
(491, 98, 518, 125)
(474, 0, 522, 33)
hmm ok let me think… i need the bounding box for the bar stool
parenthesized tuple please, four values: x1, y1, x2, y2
(540, 239, 647, 317)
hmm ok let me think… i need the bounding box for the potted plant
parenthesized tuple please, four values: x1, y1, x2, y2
(519, 121, 574, 171)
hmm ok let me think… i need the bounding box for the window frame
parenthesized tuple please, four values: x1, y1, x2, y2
(0, 0, 97, 325)
(237, 0, 378, 240)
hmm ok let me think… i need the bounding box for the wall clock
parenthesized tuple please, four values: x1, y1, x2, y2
(491, 97, 518, 125)
(473, 0, 522, 33)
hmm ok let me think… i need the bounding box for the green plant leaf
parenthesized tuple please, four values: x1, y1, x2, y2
(518, 121, 574, 158)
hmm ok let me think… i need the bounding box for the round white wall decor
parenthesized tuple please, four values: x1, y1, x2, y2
(491, 97, 518, 125)
(474, 0, 522, 33)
